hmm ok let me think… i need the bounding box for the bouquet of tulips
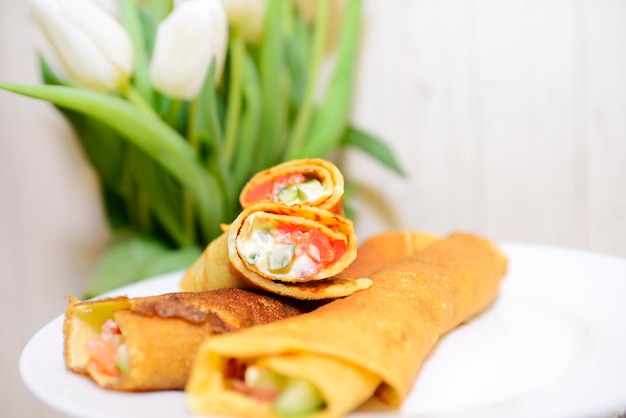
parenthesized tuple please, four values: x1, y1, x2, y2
(0, 0, 402, 296)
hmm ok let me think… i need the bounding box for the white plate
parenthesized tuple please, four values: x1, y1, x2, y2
(20, 243, 626, 418)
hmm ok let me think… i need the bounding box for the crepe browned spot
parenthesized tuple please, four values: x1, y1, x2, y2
(185, 233, 508, 417)
(64, 289, 314, 391)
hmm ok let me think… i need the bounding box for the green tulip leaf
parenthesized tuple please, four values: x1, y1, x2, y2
(40, 57, 187, 245)
(341, 181, 359, 221)
(60, 109, 129, 193)
(0, 83, 223, 239)
(102, 187, 132, 230)
(285, 0, 329, 158)
(233, 53, 262, 188)
(84, 232, 200, 298)
(134, 245, 202, 283)
(224, 33, 246, 167)
(120, 0, 154, 106)
(39, 56, 137, 231)
(257, 0, 285, 170)
(294, 0, 363, 159)
(341, 126, 406, 177)
(39, 56, 131, 196)
(125, 146, 189, 246)
(284, 6, 311, 108)
(193, 60, 224, 160)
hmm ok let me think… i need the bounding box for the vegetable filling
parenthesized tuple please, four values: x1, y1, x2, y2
(240, 223, 347, 279)
(225, 359, 326, 417)
(245, 174, 328, 206)
(85, 319, 130, 376)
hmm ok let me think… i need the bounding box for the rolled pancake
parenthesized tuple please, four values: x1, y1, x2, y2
(180, 203, 371, 300)
(239, 158, 344, 214)
(337, 230, 439, 279)
(185, 233, 508, 417)
(64, 289, 312, 391)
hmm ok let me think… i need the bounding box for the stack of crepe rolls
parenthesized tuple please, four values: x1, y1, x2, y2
(64, 289, 315, 391)
(239, 158, 344, 214)
(180, 202, 371, 300)
(185, 233, 508, 418)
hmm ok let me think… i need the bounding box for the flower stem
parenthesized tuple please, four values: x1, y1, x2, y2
(294, 0, 363, 158)
(183, 97, 201, 244)
(188, 98, 200, 150)
(119, 83, 154, 235)
(286, 0, 329, 158)
(224, 31, 245, 167)
(121, 83, 158, 116)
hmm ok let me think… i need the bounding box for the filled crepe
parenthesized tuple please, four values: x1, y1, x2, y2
(185, 233, 508, 417)
(64, 289, 313, 391)
(239, 158, 344, 214)
(336, 230, 439, 279)
(180, 202, 370, 300)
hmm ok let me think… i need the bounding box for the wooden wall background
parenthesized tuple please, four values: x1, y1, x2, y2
(1, 0, 625, 416)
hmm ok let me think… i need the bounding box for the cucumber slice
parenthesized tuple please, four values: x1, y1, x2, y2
(250, 229, 274, 246)
(245, 366, 286, 390)
(246, 252, 260, 264)
(295, 179, 324, 201)
(272, 378, 326, 417)
(277, 186, 299, 204)
(268, 245, 295, 271)
(277, 179, 324, 205)
(115, 344, 130, 374)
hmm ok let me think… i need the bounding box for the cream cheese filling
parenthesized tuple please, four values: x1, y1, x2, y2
(236, 215, 321, 280)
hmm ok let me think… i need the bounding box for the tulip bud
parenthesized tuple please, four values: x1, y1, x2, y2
(149, 0, 228, 100)
(219, 0, 266, 43)
(30, 0, 134, 92)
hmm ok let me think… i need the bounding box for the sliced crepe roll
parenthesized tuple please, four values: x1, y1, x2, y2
(180, 203, 371, 300)
(239, 158, 344, 214)
(185, 233, 508, 417)
(63, 289, 312, 391)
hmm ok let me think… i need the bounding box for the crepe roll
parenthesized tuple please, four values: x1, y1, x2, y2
(239, 158, 344, 214)
(337, 230, 439, 279)
(63, 289, 312, 391)
(180, 202, 371, 300)
(185, 233, 508, 417)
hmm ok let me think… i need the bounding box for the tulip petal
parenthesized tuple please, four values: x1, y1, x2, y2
(30, 0, 133, 91)
(60, 0, 134, 74)
(150, 0, 228, 99)
(219, 0, 266, 43)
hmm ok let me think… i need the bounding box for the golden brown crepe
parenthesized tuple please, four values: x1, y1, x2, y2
(336, 230, 439, 280)
(185, 233, 508, 417)
(64, 289, 314, 391)
(239, 158, 344, 214)
(180, 202, 371, 300)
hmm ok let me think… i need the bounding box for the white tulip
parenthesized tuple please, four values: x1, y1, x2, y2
(149, 0, 228, 100)
(219, 0, 265, 43)
(30, 0, 134, 92)
(88, 0, 120, 18)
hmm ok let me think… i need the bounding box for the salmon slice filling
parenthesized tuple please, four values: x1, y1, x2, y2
(238, 220, 347, 280)
(85, 319, 129, 376)
(244, 174, 328, 206)
(224, 358, 326, 416)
